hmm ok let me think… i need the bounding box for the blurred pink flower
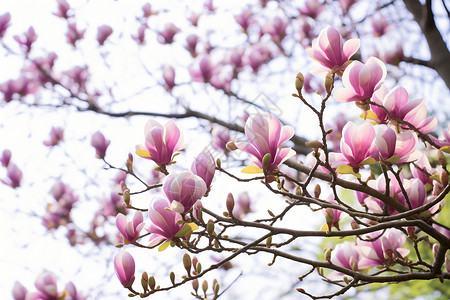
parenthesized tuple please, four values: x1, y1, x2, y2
(142, 3, 153, 18)
(1, 163, 22, 188)
(185, 34, 199, 57)
(163, 170, 207, 213)
(334, 57, 386, 103)
(114, 250, 135, 287)
(34, 271, 58, 298)
(430, 123, 450, 148)
(371, 14, 391, 37)
(12, 281, 27, 300)
(43, 127, 64, 147)
(339, 0, 358, 11)
(116, 211, 145, 244)
(233, 192, 253, 219)
(211, 126, 231, 153)
(262, 16, 288, 43)
(236, 112, 296, 172)
(340, 121, 377, 171)
(162, 65, 176, 92)
(157, 23, 180, 44)
(53, 0, 70, 18)
(66, 22, 85, 47)
(1, 149, 11, 167)
(146, 197, 183, 246)
(234, 9, 254, 33)
(191, 149, 215, 188)
(91, 131, 110, 159)
(298, 0, 326, 19)
(306, 26, 359, 73)
(97, 25, 113, 46)
(14, 26, 37, 53)
(135, 119, 184, 166)
(410, 153, 433, 186)
(132, 24, 147, 45)
(0, 12, 11, 37)
(245, 44, 273, 73)
(189, 54, 220, 83)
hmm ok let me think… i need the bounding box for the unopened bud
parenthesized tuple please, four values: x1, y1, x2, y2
(226, 193, 235, 216)
(432, 244, 439, 257)
(226, 141, 238, 151)
(216, 158, 221, 168)
(296, 186, 302, 195)
(324, 72, 333, 94)
(314, 184, 321, 198)
(325, 208, 334, 224)
(213, 279, 219, 295)
(141, 272, 149, 292)
(295, 72, 304, 94)
(350, 219, 359, 230)
(192, 256, 198, 270)
(305, 140, 323, 151)
(207, 220, 215, 235)
(126, 153, 133, 173)
(296, 288, 305, 293)
(407, 226, 416, 239)
(192, 279, 199, 293)
(196, 262, 202, 274)
(445, 255, 450, 272)
(324, 248, 332, 262)
(169, 271, 175, 285)
(183, 253, 192, 276)
(437, 150, 446, 168)
(123, 191, 130, 206)
(149, 275, 156, 290)
(266, 236, 272, 248)
(202, 280, 208, 295)
(262, 153, 272, 170)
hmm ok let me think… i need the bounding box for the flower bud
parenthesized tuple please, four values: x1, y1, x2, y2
(432, 244, 439, 257)
(183, 253, 192, 276)
(149, 275, 156, 290)
(192, 256, 198, 270)
(314, 184, 321, 198)
(207, 220, 215, 235)
(445, 255, 450, 272)
(141, 272, 149, 292)
(114, 250, 135, 288)
(407, 226, 416, 239)
(202, 280, 208, 294)
(324, 248, 332, 262)
(295, 72, 304, 94)
(440, 169, 448, 187)
(350, 219, 359, 230)
(262, 153, 272, 170)
(437, 150, 446, 168)
(213, 279, 219, 295)
(192, 279, 199, 293)
(226, 141, 238, 151)
(169, 271, 175, 285)
(324, 72, 333, 94)
(126, 153, 133, 173)
(305, 139, 323, 151)
(266, 236, 272, 248)
(196, 262, 202, 274)
(226, 193, 235, 216)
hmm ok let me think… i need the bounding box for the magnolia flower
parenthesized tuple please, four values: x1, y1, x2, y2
(226, 48, 245, 73)
(322, 195, 344, 231)
(370, 14, 391, 37)
(114, 250, 135, 287)
(12, 281, 27, 300)
(233, 192, 253, 219)
(1, 149, 11, 167)
(1, 163, 22, 188)
(146, 197, 183, 246)
(234, 9, 254, 33)
(364, 172, 404, 214)
(410, 153, 433, 186)
(132, 24, 147, 45)
(306, 26, 359, 73)
(262, 16, 288, 43)
(14, 26, 37, 53)
(141, 3, 153, 18)
(185, 34, 199, 57)
(0, 12, 11, 37)
(334, 57, 387, 103)
(211, 126, 231, 153)
(189, 55, 220, 83)
(97, 25, 113, 46)
(162, 65, 176, 92)
(64, 282, 87, 300)
(374, 125, 420, 163)
(163, 170, 207, 213)
(34, 271, 58, 298)
(157, 23, 180, 44)
(53, 0, 70, 18)
(91, 131, 110, 159)
(358, 229, 410, 268)
(116, 211, 145, 244)
(331, 241, 360, 271)
(339, 0, 358, 11)
(43, 127, 64, 147)
(298, 0, 326, 19)
(381, 86, 437, 133)
(136, 119, 184, 166)
(339, 122, 377, 172)
(191, 149, 215, 188)
(236, 112, 296, 172)
(245, 44, 272, 73)
(431, 123, 450, 148)
(66, 22, 85, 47)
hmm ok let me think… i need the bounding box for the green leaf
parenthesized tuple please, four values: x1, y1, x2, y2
(386, 154, 401, 163)
(241, 165, 263, 174)
(336, 165, 361, 178)
(361, 157, 377, 165)
(440, 146, 450, 154)
(158, 240, 171, 252)
(136, 149, 151, 158)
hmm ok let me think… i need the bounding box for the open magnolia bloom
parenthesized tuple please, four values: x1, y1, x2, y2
(236, 112, 296, 173)
(136, 119, 184, 166)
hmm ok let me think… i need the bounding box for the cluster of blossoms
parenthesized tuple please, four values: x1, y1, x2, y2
(13, 271, 86, 300)
(42, 180, 79, 230)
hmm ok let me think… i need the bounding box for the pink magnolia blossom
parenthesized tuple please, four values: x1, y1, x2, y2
(189, 54, 220, 83)
(262, 16, 288, 43)
(210, 70, 232, 92)
(97, 25, 113, 46)
(304, 149, 346, 173)
(43, 127, 64, 147)
(132, 24, 147, 45)
(374, 125, 420, 163)
(339, 0, 358, 11)
(331, 241, 360, 271)
(29, 52, 58, 86)
(245, 44, 273, 73)
(364, 172, 404, 214)
(410, 153, 433, 186)
(136, 119, 184, 166)
(340, 121, 377, 171)
(116, 211, 145, 244)
(14, 26, 37, 53)
(12, 281, 27, 300)
(188, 12, 201, 26)
(146, 197, 183, 246)
(431, 123, 450, 148)
(0, 77, 38, 102)
(53, 0, 70, 18)
(191, 149, 215, 188)
(302, 73, 326, 95)
(306, 26, 360, 73)
(1, 163, 22, 188)
(234, 9, 254, 33)
(298, 0, 326, 19)
(322, 195, 344, 231)
(370, 14, 391, 37)
(63, 65, 89, 94)
(376, 43, 404, 66)
(233, 192, 253, 219)
(402, 178, 439, 213)
(236, 112, 296, 172)
(358, 229, 410, 268)
(185, 34, 199, 57)
(43, 181, 79, 229)
(0, 12, 11, 37)
(162, 65, 176, 92)
(334, 57, 387, 103)
(157, 23, 180, 44)
(204, 0, 215, 12)
(1, 149, 11, 167)
(211, 126, 230, 153)
(91, 131, 110, 159)
(163, 170, 207, 213)
(66, 22, 85, 47)
(114, 250, 135, 287)
(64, 282, 87, 300)
(382, 86, 437, 133)
(34, 271, 58, 298)
(142, 3, 153, 18)
(226, 48, 245, 74)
